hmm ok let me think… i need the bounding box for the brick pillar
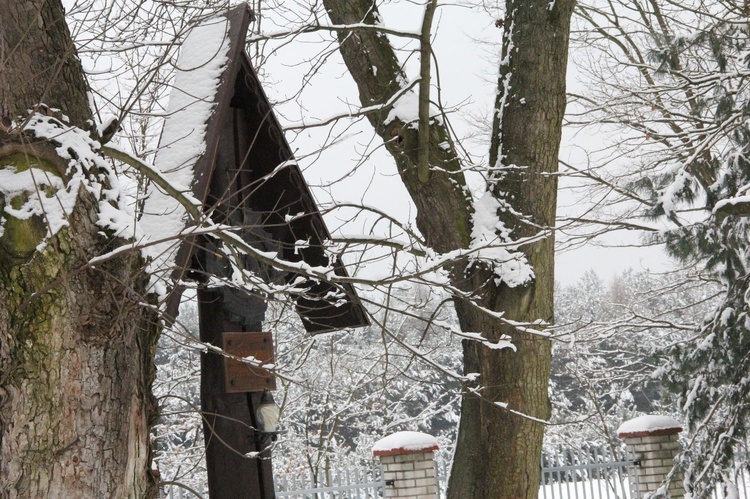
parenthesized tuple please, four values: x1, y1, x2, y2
(617, 415, 684, 498)
(372, 431, 439, 499)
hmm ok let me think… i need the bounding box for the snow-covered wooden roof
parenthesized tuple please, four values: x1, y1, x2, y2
(159, 5, 368, 334)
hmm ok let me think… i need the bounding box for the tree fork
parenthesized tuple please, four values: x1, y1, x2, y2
(321, 0, 573, 497)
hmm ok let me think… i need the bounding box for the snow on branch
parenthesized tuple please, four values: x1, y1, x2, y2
(283, 80, 419, 131)
(247, 22, 421, 44)
(469, 191, 535, 288)
(0, 113, 136, 249)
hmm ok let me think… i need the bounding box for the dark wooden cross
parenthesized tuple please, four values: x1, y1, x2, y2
(161, 6, 369, 497)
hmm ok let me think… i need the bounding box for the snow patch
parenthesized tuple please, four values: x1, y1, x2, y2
(385, 89, 419, 125)
(140, 13, 232, 297)
(1, 114, 137, 249)
(384, 88, 442, 127)
(617, 415, 682, 436)
(469, 191, 534, 287)
(0, 168, 66, 221)
(372, 431, 439, 455)
(720, 307, 734, 326)
(714, 195, 750, 215)
(659, 170, 692, 216)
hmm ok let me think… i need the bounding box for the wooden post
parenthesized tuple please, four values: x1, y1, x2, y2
(198, 288, 275, 498)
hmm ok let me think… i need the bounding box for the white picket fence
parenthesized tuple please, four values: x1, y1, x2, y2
(540, 446, 636, 499)
(274, 460, 384, 498)
(160, 446, 750, 498)
(271, 446, 636, 499)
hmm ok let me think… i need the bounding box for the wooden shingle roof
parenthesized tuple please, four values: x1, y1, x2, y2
(164, 5, 368, 334)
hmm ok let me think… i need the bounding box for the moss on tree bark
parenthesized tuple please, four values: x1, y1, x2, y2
(0, 136, 160, 498)
(0, 1, 160, 496)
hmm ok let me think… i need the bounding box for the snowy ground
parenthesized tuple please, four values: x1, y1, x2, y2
(539, 478, 750, 499)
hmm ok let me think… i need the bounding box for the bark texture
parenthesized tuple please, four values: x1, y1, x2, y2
(0, 1, 160, 497)
(0, 0, 91, 127)
(0, 168, 160, 498)
(322, 1, 573, 497)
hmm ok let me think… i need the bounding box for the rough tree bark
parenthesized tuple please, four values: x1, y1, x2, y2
(321, 1, 573, 497)
(0, 0, 91, 129)
(0, 1, 159, 497)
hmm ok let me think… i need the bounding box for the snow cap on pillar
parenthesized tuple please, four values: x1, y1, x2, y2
(617, 414, 682, 438)
(372, 431, 439, 457)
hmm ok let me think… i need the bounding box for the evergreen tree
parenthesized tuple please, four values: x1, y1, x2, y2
(572, 0, 750, 493)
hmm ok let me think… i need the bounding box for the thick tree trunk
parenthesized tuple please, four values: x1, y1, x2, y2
(0, 1, 160, 497)
(321, 1, 573, 497)
(0, 176, 160, 498)
(448, 0, 573, 496)
(0, 0, 90, 128)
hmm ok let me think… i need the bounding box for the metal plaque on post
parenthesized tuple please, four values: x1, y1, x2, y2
(222, 331, 276, 393)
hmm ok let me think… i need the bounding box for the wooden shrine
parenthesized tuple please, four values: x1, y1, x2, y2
(159, 6, 368, 498)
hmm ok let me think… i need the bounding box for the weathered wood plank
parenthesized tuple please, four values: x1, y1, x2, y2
(222, 331, 276, 393)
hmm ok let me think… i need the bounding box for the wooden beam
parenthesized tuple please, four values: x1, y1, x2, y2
(198, 288, 275, 498)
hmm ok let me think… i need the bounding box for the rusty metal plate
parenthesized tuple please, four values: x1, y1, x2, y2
(222, 332, 276, 393)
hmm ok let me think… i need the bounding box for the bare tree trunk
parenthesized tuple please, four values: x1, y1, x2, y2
(0, 1, 160, 497)
(321, 1, 573, 497)
(447, 0, 574, 496)
(0, 0, 90, 127)
(0, 186, 160, 498)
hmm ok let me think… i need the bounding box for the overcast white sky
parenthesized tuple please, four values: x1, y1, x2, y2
(256, 1, 673, 287)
